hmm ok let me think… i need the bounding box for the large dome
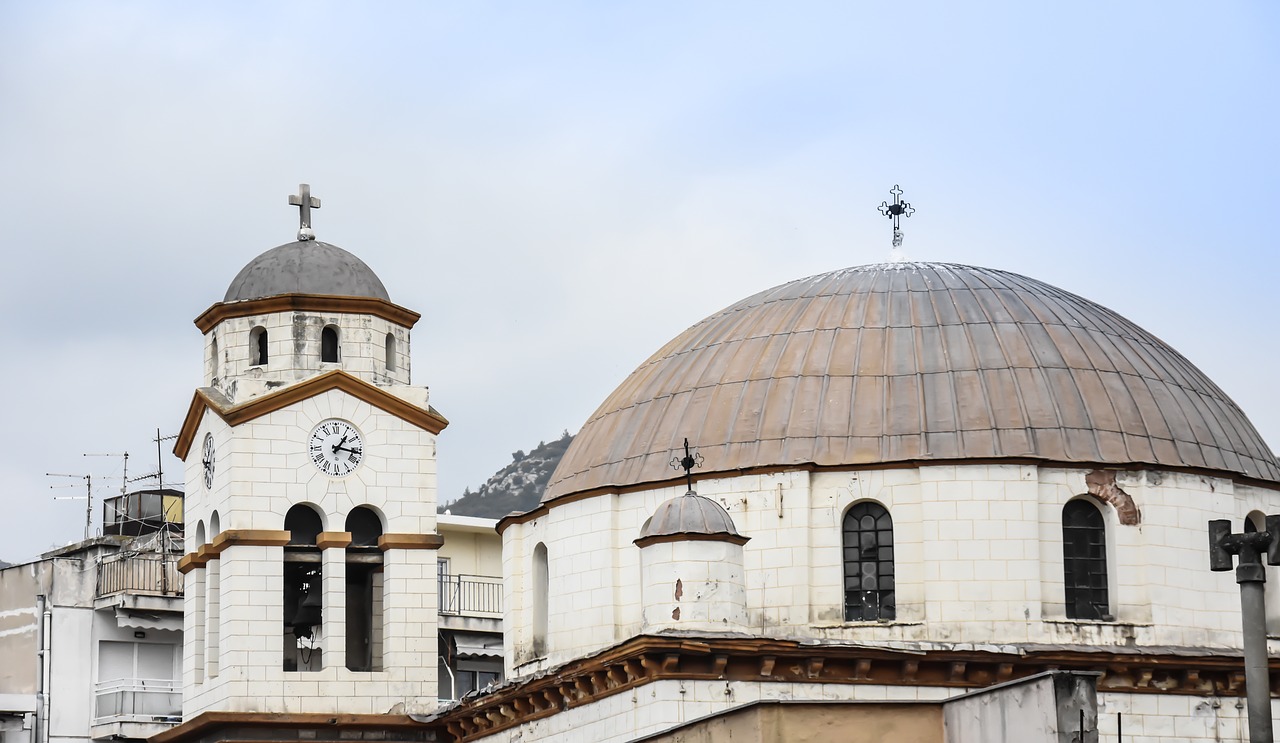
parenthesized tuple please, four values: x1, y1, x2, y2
(223, 241, 390, 302)
(545, 262, 1279, 502)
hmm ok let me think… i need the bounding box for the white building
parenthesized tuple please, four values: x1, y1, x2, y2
(0, 496, 184, 743)
(427, 261, 1280, 743)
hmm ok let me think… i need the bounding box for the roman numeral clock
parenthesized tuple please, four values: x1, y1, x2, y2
(309, 419, 364, 477)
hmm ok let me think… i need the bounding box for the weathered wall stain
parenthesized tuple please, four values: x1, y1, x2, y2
(1086, 470, 1140, 525)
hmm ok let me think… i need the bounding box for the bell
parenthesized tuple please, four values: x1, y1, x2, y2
(291, 584, 323, 639)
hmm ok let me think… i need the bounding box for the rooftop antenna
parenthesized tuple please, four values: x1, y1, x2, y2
(669, 438, 704, 493)
(84, 452, 129, 496)
(46, 473, 93, 541)
(877, 184, 915, 262)
(288, 183, 321, 241)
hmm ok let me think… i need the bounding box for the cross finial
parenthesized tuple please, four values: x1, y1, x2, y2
(288, 183, 322, 241)
(669, 438, 704, 492)
(877, 184, 915, 249)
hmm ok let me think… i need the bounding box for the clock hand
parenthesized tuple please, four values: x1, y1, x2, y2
(334, 445, 362, 456)
(331, 434, 349, 454)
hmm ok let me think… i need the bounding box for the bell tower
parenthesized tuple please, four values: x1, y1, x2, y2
(174, 185, 447, 717)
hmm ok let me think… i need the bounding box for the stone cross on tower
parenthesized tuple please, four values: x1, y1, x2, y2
(288, 183, 322, 241)
(669, 438, 704, 493)
(877, 184, 915, 249)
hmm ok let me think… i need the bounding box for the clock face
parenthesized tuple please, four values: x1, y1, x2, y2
(202, 434, 215, 489)
(308, 419, 363, 477)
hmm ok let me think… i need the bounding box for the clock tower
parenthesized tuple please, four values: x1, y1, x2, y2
(174, 185, 446, 718)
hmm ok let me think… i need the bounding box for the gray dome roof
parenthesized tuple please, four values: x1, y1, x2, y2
(638, 492, 743, 541)
(224, 241, 390, 302)
(547, 262, 1280, 502)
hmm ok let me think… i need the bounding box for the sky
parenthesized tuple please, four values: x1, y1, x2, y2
(1, 2, 1277, 563)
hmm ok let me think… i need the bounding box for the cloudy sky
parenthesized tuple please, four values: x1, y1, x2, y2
(1, 2, 1276, 562)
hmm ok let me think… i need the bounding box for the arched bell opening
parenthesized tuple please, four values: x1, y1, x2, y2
(345, 506, 385, 672)
(283, 504, 325, 671)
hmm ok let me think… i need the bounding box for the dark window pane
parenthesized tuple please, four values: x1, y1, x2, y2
(843, 502, 895, 621)
(1062, 500, 1108, 620)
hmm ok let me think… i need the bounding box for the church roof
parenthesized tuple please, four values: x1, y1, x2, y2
(545, 262, 1280, 503)
(637, 491, 746, 544)
(223, 240, 390, 302)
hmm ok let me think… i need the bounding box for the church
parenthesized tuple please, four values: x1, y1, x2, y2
(155, 185, 1280, 743)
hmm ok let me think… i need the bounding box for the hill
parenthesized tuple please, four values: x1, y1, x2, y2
(443, 432, 574, 519)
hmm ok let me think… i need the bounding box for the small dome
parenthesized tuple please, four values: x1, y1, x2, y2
(638, 492, 743, 541)
(224, 241, 390, 302)
(548, 262, 1280, 503)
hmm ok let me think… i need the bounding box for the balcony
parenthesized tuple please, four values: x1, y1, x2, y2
(439, 574, 502, 616)
(92, 677, 181, 739)
(97, 553, 183, 599)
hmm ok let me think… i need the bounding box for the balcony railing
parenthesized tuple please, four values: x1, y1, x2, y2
(96, 553, 183, 598)
(439, 574, 502, 616)
(93, 678, 181, 723)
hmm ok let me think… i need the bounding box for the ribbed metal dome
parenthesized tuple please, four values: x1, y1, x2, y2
(545, 262, 1279, 503)
(224, 241, 390, 302)
(638, 492, 743, 541)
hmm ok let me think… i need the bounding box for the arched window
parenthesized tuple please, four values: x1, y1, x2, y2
(345, 506, 384, 671)
(1063, 499, 1109, 621)
(284, 504, 324, 671)
(205, 511, 221, 677)
(385, 333, 396, 371)
(843, 502, 895, 621)
(321, 326, 339, 363)
(210, 336, 219, 380)
(250, 326, 268, 366)
(532, 543, 548, 656)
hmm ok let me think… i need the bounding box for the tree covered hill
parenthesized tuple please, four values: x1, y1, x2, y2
(442, 432, 574, 519)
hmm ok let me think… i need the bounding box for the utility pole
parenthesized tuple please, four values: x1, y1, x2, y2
(1209, 516, 1280, 743)
(47, 473, 93, 541)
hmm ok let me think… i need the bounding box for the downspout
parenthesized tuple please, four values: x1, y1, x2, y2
(34, 594, 44, 743)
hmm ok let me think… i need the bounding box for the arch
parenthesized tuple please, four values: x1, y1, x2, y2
(345, 506, 384, 548)
(209, 511, 220, 538)
(284, 504, 323, 545)
(1063, 498, 1110, 620)
(205, 510, 222, 678)
(250, 326, 268, 366)
(194, 520, 206, 547)
(321, 326, 339, 363)
(532, 543, 549, 656)
(385, 333, 397, 371)
(209, 335, 219, 380)
(842, 501, 895, 621)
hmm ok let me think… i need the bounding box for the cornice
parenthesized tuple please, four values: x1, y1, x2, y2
(211, 530, 292, 552)
(378, 533, 445, 551)
(150, 711, 427, 743)
(316, 531, 353, 549)
(423, 634, 1280, 742)
(194, 294, 420, 333)
(174, 370, 449, 459)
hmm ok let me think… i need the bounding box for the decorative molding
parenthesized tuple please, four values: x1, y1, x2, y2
(422, 634, 1280, 742)
(174, 369, 449, 459)
(378, 533, 445, 551)
(210, 530, 292, 552)
(633, 532, 751, 549)
(194, 293, 421, 333)
(316, 531, 353, 549)
(150, 711, 429, 743)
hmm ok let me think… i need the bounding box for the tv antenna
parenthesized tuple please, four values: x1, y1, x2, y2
(46, 472, 94, 541)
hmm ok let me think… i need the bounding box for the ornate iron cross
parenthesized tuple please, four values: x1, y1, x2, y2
(669, 438, 704, 492)
(877, 185, 915, 248)
(288, 183, 322, 241)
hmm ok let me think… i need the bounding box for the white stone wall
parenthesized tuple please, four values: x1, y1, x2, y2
(639, 539, 747, 632)
(181, 387, 440, 717)
(204, 311, 411, 395)
(1096, 691, 1280, 742)
(504, 464, 1280, 672)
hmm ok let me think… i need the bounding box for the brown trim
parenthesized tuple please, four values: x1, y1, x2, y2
(499, 457, 1280, 533)
(633, 532, 750, 548)
(316, 531, 353, 549)
(151, 711, 427, 743)
(194, 294, 421, 333)
(378, 533, 444, 551)
(174, 370, 449, 458)
(423, 633, 1280, 742)
(210, 529, 292, 552)
(177, 552, 207, 574)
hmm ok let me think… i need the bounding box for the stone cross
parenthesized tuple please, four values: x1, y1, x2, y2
(288, 183, 322, 241)
(877, 185, 915, 248)
(669, 438, 704, 492)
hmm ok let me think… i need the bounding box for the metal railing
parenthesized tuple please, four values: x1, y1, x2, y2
(438, 574, 502, 616)
(93, 677, 181, 722)
(96, 553, 183, 598)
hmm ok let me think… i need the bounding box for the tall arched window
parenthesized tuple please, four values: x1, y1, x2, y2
(250, 326, 268, 366)
(205, 512, 221, 677)
(1063, 499, 1109, 620)
(284, 504, 324, 671)
(843, 502, 895, 621)
(209, 336, 219, 380)
(385, 333, 397, 371)
(321, 326, 339, 363)
(345, 506, 384, 671)
(532, 543, 548, 656)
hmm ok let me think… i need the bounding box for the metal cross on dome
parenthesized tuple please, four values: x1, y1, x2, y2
(878, 184, 915, 248)
(669, 438, 704, 492)
(288, 183, 322, 241)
